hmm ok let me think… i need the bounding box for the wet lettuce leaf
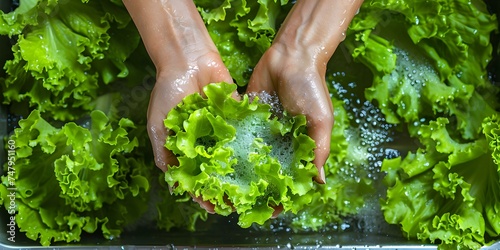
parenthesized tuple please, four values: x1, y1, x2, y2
(194, 0, 292, 86)
(343, 0, 500, 248)
(346, 0, 498, 136)
(381, 116, 500, 249)
(276, 96, 380, 231)
(0, 0, 140, 121)
(0, 110, 152, 246)
(164, 82, 317, 228)
(155, 172, 209, 232)
(0, 0, 499, 248)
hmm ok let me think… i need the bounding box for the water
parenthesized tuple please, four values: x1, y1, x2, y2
(330, 75, 398, 180)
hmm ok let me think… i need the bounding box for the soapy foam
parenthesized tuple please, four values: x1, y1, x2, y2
(248, 91, 284, 117)
(220, 92, 296, 187)
(251, 91, 295, 174)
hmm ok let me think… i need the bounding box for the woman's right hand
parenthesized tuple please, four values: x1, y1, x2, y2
(247, 0, 364, 184)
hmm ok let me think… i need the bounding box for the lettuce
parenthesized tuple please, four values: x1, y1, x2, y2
(0, 0, 203, 245)
(342, 0, 500, 248)
(277, 95, 382, 231)
(381, 116, 500, 249)
(155, 173, 209, 232)
(194, 0, 292, 86)
(164, 82, 317, 228)
(346, 0, 498, 137)
(0, 0, 141, 121)
(0, 0, 499, 248)
(0, 110, 152, 246)
(0, 104, 208, 246)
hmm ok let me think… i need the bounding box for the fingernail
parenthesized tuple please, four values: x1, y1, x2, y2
(316, 167, 326, 184)
(321, 167, 326, 184)
(168, 184, 173, 195)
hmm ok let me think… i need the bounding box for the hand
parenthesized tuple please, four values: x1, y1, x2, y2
(247, 0, 364, 184)
(147, 51, 233, 172)
(122, 0, 234, 213)
(124, 0, 363, 216)
(247, 44, 333, 184)
(148, 51, 234, 214)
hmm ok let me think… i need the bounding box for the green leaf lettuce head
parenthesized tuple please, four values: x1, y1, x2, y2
(381, 115, 500, 250)
(163, 82, 317, 228)
(343, 0, 500, 248)
(345, 0, 498, 138)
(0, 109, 152, 246)
(155, 172, 209, 232)
(0, 0, 141, 121)
(1, 0, 499, 248)
(194, 0, 292, 86)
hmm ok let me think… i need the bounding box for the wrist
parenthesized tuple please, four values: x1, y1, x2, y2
(270, 40, 331, 71)
(150, 19, 218, 73)
(271, 0, 363, 67)
(155, 49, 222, 80)
(269, 39, 330, 74)
(155, 41, 219, 74)
(123, 0, 219, 73)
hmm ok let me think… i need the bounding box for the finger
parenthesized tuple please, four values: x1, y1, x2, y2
(246, 64, 274, 94)
(191, 194, 216, 214)
(209, 62, 242, 101)
(230, 88, 242, 101)
(147, 89, 180, 171)
(147, 123, 170, 172)
(205, 56, 234, 84)
(225, 80, 241, 102)
(271, 204, 284, 219)
(307, 110, 334, 184)
(196, 59, 242, 101)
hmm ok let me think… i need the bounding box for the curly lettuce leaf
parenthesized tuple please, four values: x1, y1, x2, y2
(0, 0, 55, 36)
(164, 82, 317, 228)
(0, 109, 152, 246)
(344, 1, 500, 248)
(479, 115, 500, 237)
(194, 0, 292, 86)
(345, 0, 498, 139)
(155, 173, 209, 232)
(0, 0, 140, 120)
(381, 116, 500, 249)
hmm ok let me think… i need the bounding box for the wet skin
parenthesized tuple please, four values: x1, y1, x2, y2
(123, 0, 364, 214)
